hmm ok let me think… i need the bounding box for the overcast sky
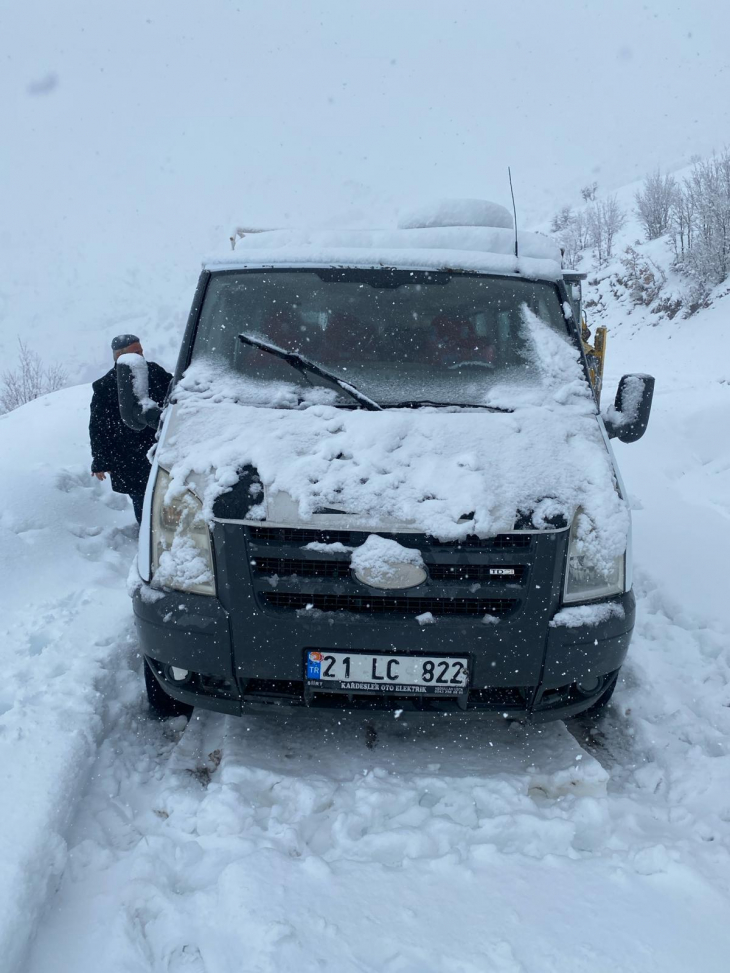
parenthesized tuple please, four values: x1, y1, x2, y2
(2, 1, 729, 279)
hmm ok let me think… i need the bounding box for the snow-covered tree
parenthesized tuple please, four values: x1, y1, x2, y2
(0, 339, 68, 414)
(679, 151, 730, 290)
(619, 245, 666, 305)
(670, 184, 695, 258)
(557, 209, 591, 269)
(635, 169, 677, 240)
(550, 205, 574, 233)
(587, 195, 626, 267)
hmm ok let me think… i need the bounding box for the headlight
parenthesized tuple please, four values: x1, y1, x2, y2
(151, 468, 216, 596)
(563, 509, 624, 604)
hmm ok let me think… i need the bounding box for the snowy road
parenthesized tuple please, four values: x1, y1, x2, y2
(16, 570, 729, 973)
(23, 693, 606, 971)
(2, 324, 730, 971)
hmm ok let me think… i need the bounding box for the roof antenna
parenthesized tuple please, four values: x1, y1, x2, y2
(508, 166, 519, 259)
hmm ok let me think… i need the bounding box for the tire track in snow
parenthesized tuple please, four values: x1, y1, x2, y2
(23, 567, 730, 973)
(8, 563, 730, 972)
(24, 673, 615, 973)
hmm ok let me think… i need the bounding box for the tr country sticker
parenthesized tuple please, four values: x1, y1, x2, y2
(306, 651, 322, 679)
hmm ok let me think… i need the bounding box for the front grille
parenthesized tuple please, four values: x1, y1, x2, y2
(254, 556, 352, 580)
(430, 534, 532, 550)
(254, 556, 526, 585)
(468, 687, 530, 710)
(239, 678, 532, 713)
(247, 525, 532, 550)
(428, 563, 526, 583)
(243, 678, 303, 702)
(262, 592, 517, 616)
(248, 526, 354, 545)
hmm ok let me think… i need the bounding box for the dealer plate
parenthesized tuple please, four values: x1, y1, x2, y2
(305, 651, 469, 696)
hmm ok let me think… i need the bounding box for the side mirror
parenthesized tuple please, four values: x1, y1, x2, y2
(603, 373, 655, 443)
(116, 355, 161, 431)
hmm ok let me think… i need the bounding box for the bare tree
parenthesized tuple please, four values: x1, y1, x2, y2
(670, 183, 695, 258)
(673, 150, 730, 293)
(581, 181, 598, 202)
(587, 195, 626, 267)
(635, 169, 678, 240)
(0, 339, 68, 413)
(556, 206, 597, 269)
(620, 245, 666, 305)
(550, 205, 574, 233)
(570, 209, 591, 251)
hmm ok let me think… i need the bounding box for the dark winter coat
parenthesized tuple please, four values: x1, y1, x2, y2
(89, 361, 172, 494)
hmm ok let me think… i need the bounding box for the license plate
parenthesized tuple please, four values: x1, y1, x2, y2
(305, 651, 469, 696)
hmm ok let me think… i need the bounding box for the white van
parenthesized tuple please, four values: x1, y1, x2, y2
(126, 200, 653, 722)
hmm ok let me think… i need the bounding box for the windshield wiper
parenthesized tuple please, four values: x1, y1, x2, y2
(237, 334, 383, 412)
(390, 400, 513, 412)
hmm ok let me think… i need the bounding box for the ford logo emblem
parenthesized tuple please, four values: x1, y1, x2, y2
(353, 561, 428, 590)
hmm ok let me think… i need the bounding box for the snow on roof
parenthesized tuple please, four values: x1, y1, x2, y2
(398, 198, 514, 230)
(206, 200, 563, 280)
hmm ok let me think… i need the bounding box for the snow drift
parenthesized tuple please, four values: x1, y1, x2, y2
(0, 386, 139, 972)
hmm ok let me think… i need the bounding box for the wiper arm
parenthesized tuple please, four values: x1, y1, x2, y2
(391, 400, 513, 412)
(237, 333, 383, 412)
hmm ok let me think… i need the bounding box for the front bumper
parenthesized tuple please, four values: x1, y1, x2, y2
(133, 581, 635, 722)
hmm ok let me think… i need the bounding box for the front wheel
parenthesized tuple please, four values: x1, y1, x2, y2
(144, 659, 194, 720)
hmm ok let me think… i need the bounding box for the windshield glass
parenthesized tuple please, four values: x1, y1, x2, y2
(192, 269, 574, 407)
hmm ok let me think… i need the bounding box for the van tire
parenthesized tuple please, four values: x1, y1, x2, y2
(144, 659, 194, 720)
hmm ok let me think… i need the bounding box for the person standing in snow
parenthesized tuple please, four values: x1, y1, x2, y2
(89, 334, 171, 523)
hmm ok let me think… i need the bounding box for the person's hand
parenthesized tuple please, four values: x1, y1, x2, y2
(92, 471, 108, 481)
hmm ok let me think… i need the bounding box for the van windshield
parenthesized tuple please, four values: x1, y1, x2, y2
(192, 269, 573, 407)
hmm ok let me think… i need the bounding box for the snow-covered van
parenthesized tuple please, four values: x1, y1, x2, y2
(129, 199, 654, 722)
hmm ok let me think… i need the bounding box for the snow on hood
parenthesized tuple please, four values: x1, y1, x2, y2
(157, 312, 629, 574)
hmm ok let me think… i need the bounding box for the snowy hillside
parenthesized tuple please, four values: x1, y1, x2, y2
(1, 229, 729, 969)
(544, 171, 730, 624)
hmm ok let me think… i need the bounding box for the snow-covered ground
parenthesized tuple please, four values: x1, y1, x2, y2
(1, 220, 729, 970)
(0, 387, 140, 971)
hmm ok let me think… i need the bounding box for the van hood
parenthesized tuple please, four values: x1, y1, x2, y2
(158, 363, 629, 575)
